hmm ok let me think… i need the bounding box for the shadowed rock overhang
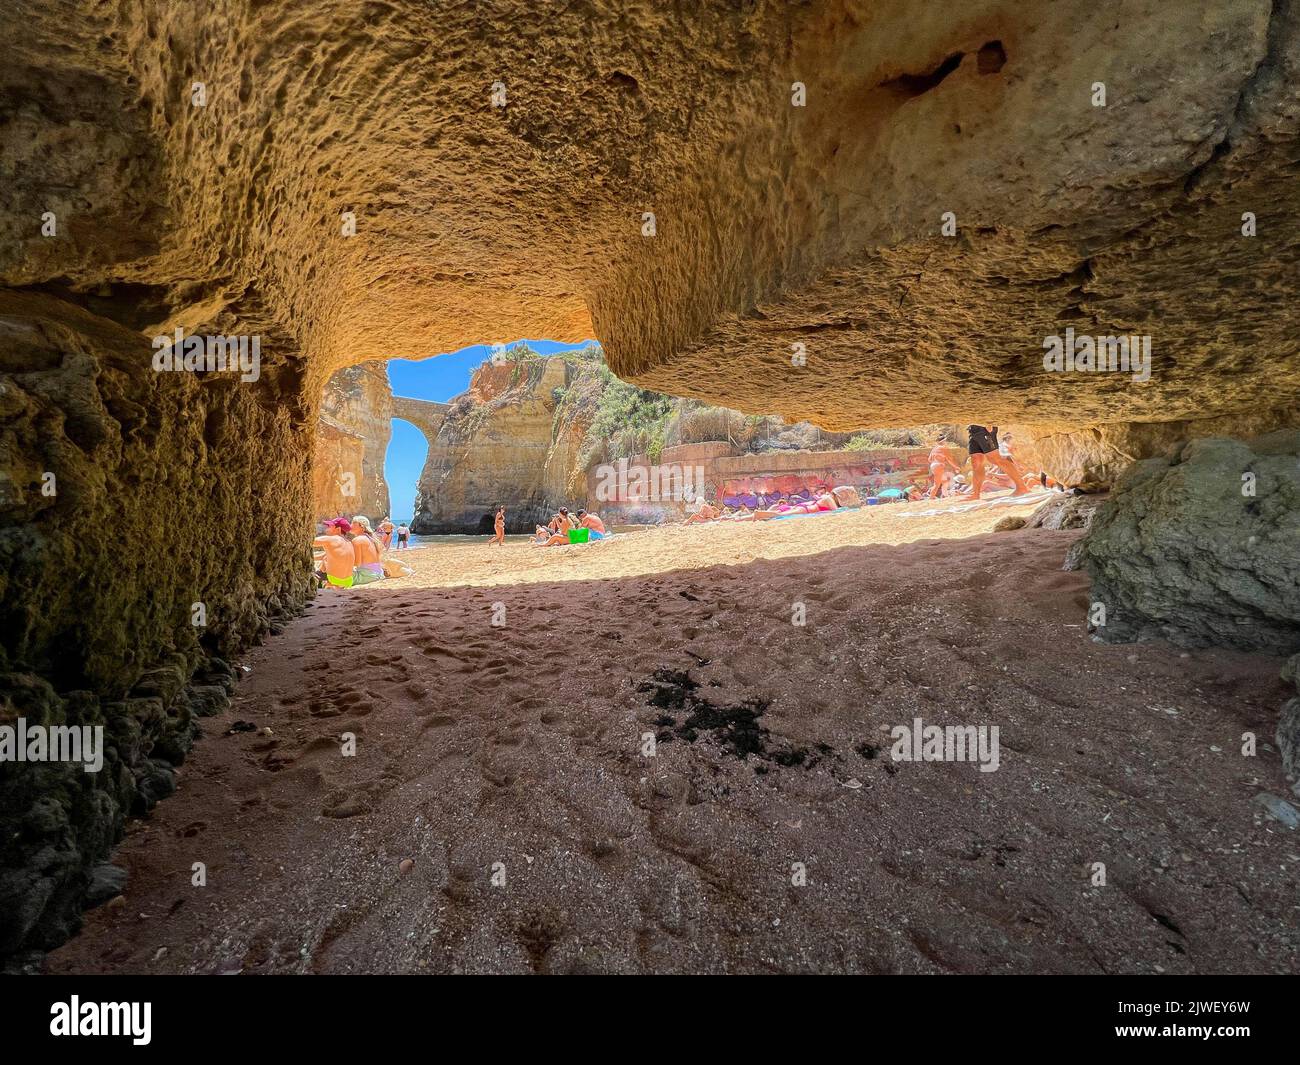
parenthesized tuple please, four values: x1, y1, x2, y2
(3, 0, 1297, 431)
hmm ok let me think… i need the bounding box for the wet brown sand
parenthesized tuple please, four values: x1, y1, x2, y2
(46, 526, 1298, 974)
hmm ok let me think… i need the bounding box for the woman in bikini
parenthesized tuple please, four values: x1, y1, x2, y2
(750, 488, 841, 520)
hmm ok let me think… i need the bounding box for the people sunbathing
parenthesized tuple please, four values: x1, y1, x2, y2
(313, 518, 356, 588)
(683, 497, 721, 524)
(577, 508, 607, 538)
(750, 488, 842, 520)
(312, 514, 414, 588)
(349, 516, 385, 584)
(534, 506, 584, 546)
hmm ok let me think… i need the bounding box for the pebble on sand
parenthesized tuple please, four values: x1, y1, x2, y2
(399, 858, 415, 874)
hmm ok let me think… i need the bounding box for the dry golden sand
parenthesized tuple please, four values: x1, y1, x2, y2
(380, 493, 1042, 591)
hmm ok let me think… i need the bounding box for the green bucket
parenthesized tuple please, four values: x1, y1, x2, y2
(568, 527, 590, 544)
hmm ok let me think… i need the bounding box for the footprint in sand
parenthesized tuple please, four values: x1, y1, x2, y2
(294, 736, 349, 766)
(308, 700, 345, 718)
(321, 792, 371, 819)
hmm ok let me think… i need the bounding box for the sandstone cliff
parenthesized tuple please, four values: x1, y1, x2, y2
(412, 356, 589, 533)
(314, 361, 392, 523)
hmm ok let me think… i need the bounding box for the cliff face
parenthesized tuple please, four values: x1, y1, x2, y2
(314, 361, 392, 523)
(412, 358, 590, 533)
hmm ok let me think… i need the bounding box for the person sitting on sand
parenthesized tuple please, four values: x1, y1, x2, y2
(967, 424, 1031, 500)
(350, 516, 385, 584)
(926, 438, 963, 498)
(535, 507, 577, 547)
(576, 508, 607, 539)
(314, 518, 356, 589)
(750, 488, 841, 520)
(492, 506, 506, 546)
(683, 497, 721, 524)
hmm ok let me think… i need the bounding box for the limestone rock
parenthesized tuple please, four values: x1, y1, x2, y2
(314, 361, 393, 522)
(1014, 410, 1300, 491)
(1026, 494, 1107, 532)
(413, 357, 593, 533)
(1074, 434, 1300, 652)
(993, 515, 1027, 531)
(1279, 654, 1300, 784)
(84, 864, 128, 909)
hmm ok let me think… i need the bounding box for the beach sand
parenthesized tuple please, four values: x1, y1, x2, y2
(45, 492, 1298, 974)
(387, 491, 1049, 590)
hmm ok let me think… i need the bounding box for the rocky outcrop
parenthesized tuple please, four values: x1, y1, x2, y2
(1012, 409, 1300, 491)
(2, 2, 1294, 431)
(390, 395, 449, 453)
(0, 291, 310, 961)
(1026, 493, 1107, 532)
(1280, 655, 1300, 787)
(413, 358, 587, 533)
(315, 361, 392, 522)
(1074, 432, 1300, 652)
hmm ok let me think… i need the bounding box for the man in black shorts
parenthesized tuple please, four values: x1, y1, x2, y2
(966, 424, 1031, 500)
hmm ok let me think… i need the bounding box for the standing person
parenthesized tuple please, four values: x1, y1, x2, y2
(926, 437, 963, 499)
(492, 506, 506, 545)
(350, 516, 385, 584)
(313, 518, 356, 589)
(377, 517, 395, 550)
(396, 521, 410, 549)
(966, 424, 1031, 500)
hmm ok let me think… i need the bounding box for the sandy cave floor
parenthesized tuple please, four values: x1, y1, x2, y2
(45, 494, 1300, 974)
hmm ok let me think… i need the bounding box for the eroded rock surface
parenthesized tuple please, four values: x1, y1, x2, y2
(0, 291, 305, 958)
(314, 361, 392, 522)
(1280, 654, 1300, 786)
(1075, 432, 1300, 652)
(413, 358, 590, 533)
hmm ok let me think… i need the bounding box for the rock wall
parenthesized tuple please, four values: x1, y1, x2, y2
(413, 358, 585, 533)
(0, 291, 314, 960)
(1075, 431, 1300, 652)
(314, 361, 392, 523)
(1010, 409, 1300, 491)
(589, 443, 935, 523)
(312, 422, 367, 524)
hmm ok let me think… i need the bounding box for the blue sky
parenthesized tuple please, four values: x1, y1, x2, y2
(383, 339, 595, 522)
